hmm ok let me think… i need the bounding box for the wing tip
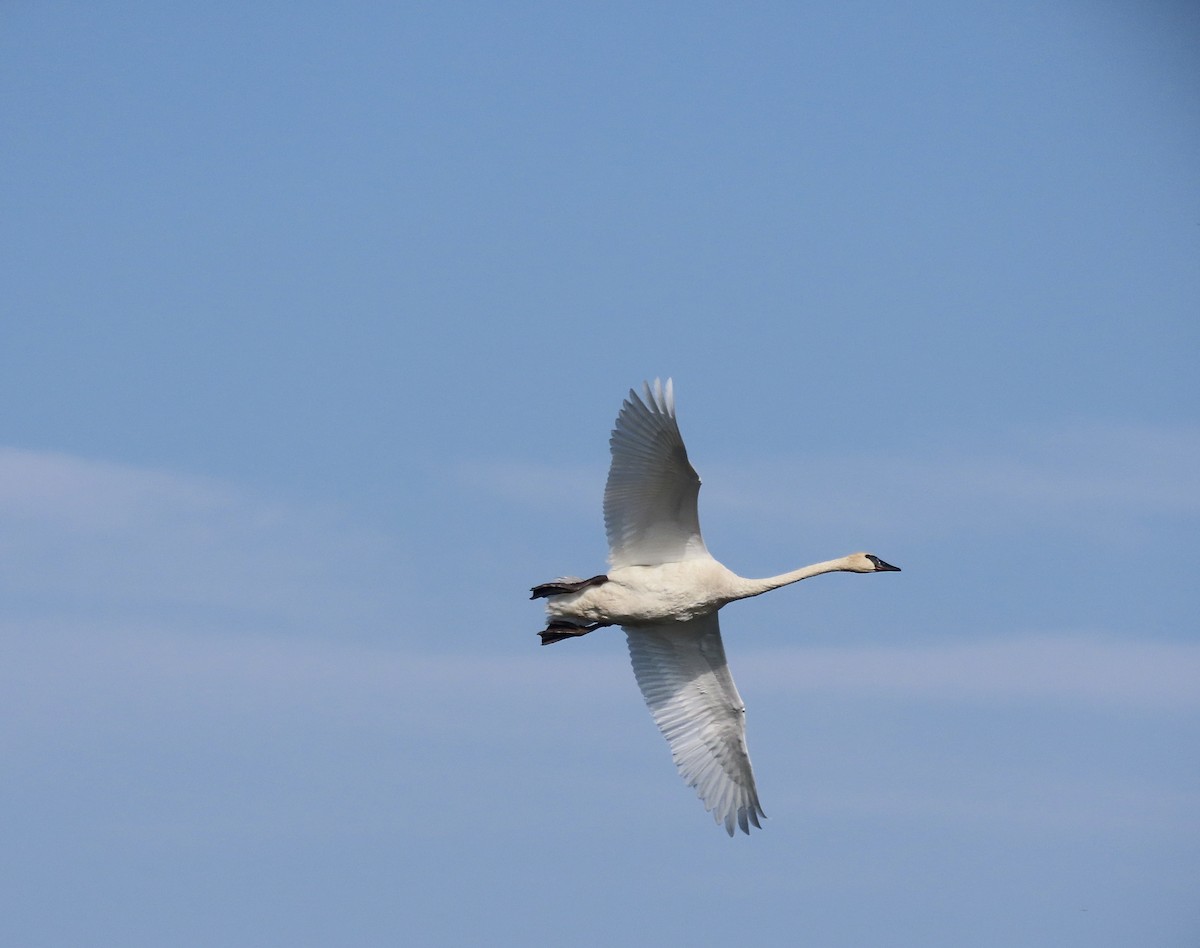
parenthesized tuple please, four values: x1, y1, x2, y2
(721, 801, 767, 836)
(719, 799, 767, 836)
(647, 377, 675, 416)
(617, 377, 677, 426)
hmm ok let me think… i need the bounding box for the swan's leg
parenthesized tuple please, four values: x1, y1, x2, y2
(529, 574, 610, 600)
(538, 620, 609, 646)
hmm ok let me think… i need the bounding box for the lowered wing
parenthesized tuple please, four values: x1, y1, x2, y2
(625, 613, 766, 835)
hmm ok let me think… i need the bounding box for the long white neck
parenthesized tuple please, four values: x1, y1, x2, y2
(730, 555, 861, 601)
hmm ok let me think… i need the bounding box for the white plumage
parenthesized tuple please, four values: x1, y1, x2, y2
(532, 379, 899, 835)
(604, 378, 709, 569)
(626, 613, 762, 834)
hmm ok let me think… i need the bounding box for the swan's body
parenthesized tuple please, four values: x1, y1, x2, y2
(547, 555, 889, 626)
(532, 379, 899, 835)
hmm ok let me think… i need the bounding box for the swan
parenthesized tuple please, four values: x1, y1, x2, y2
(531, 379, 899, 835)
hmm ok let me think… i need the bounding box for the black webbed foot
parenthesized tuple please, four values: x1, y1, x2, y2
(529, 574, 610, 600)
(538, 620, 608, 645)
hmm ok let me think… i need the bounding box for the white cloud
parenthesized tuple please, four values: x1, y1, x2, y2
(10, 617, 1193, 730)
(701, 421, 1200, 536)
(454, 458, 602, 512)
(0, 446, 231, 531)
(0, 616, 630, 755)
(0, 447, 406, 628)
(2, 610, 1191, 848)
(4, 448, 1192, 747)
(465, 422, 1200, 540)
(737, 634, 1200, 711)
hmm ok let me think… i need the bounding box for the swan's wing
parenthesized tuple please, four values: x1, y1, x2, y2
(625, 613, 765, 835)
(604, 379, 709, 568)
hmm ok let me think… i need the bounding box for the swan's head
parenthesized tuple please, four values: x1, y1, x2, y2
(847, 552, 901, 573)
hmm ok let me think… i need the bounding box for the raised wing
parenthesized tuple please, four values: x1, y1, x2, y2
(625, 613, 766, 835)
(604, 379, 709, 568)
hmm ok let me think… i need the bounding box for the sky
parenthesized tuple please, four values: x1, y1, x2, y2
(1, 1, 1198, 945)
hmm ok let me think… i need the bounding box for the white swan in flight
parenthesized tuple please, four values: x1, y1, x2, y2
(531, 379, 899, 835)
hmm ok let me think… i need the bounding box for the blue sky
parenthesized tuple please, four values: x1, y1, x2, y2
(2, 2, 1198, 945)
